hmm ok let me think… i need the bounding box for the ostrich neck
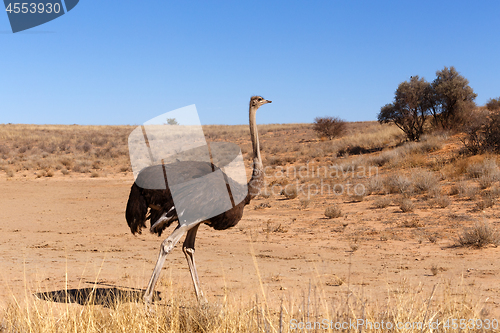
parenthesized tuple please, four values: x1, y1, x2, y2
(247, 106, 263, 200)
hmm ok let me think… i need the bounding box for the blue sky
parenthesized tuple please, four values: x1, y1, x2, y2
(1, 1, 499, 125)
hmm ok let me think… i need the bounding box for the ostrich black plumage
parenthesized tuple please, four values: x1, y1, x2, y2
(125, 96, 271, 304)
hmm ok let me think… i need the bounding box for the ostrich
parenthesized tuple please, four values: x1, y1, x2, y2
(126, 96, 272, 304)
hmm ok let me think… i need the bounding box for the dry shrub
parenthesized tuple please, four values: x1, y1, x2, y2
(254, 202, 271, 210)
(399, 198, 415, 212)
(312, 116, 346, 140)
(462, 109, 500, 154)
(433, 195, 451, 208)
(367, 176, 385, 194)
(268, 156, 296, 166)
(487, 185, 500, 199)
(349, 194, 365, 202)
(403, 153, 427, 168)
(373, 196, 391, 208)
(400, 217, 423, 228)
(417, 134, 444, 153)
(450, 181, 479, 200)
(457, 221, 500, 248)
(467, 158, 499, 179)
(5, 168, 14, 178)
(281, 185, 298, 200)
(368, 149, 401, 167)
(475, 197, 495, 211)
(299, 197, 311, 209)
(384, 174, 413, 195)
(119, 165, 131, 173)
(92, 160, 101, 170)
(412, 169, 438, 193)
(324, 204, 342, 218)
(428, 234, 438, 243)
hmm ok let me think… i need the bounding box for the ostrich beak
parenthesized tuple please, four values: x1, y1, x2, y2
(266, 100, 272, 104)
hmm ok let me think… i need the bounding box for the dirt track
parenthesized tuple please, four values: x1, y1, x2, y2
(0, 176, 499, 316)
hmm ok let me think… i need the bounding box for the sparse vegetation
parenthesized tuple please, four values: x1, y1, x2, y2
(433, 195, 451, 208)
(412, 169, 438, 193)
(384, 174, 413, 195)
(1, 120, 499, 331)
(281, 185, 298, 199)
(486, 97, 500, 111)
(379, 66, 477, 142)
(457, 221, 500, 248)
(373, 196, 391, 209)
(399, 198, 415, 212)
(324, 204, 342, 218)
(312, 116, 346, 140)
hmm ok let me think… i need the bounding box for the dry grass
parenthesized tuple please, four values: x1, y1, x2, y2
(432, 195, 452, 208)
(0, 124, 132, 178)
(412, 169, 439, 194)
(399, 198, 415, 213)
(324, 204, 342, 218)
(384, 174, 413, 195)
(457, 221, 500, 248)
(373, 196, 391, 209)
(1, 122, 500, 331)
(0, 271, 492, 333)
(281, 186, 298, 200)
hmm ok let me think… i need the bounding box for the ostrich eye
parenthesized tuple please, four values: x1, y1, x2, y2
(258, 98, 262, 101)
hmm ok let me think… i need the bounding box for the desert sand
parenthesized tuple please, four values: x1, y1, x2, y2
(0, 174, 498, 316)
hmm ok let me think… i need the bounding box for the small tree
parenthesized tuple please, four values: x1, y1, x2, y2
(166, 118, 179, 125)
(462, 109, 500, 154)
(312, 116, 346, 140)
(486, 97, 500, 111)
(430, 66, 477, 130)
(378, 76, 431, 141)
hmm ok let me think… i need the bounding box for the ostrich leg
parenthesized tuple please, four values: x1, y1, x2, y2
(182, 223, 206, 303)
(143, 224, 187, 305)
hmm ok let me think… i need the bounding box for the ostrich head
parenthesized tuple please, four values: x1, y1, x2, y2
(250, 95, 272, 110)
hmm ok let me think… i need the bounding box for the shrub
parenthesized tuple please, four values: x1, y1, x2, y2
(312, 117, 346, 140)
(462, 109, 500, 154)
(467, 158, 499, 179)
(324, 204, 342, 218)
(299, 197, 311, 209)
(433, 195, 451, 208)
(373, 196, 391, 209)
(400, 218, 423, 228)
(412, 169, 438, 193)
(475, 197, 495, 211)
(281, 185, 298, 200)
(384, 174, 413, 195)
(399, 199, 414, 212)
(486, 97, 500, 111)
(367, 176, 385, 194)
(457, 221, 499, 248)
(478, 174, 496, 189)
(451, 181, 478, 200)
